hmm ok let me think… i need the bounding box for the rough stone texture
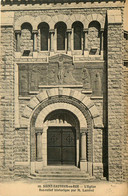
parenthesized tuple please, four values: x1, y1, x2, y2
(123, 65, 128, 181)
(107, 23, 124, 181)
(0, 27, 15, 177)
(14, 128, 29, 163)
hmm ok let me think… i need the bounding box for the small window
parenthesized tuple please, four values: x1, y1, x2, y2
(39, 23, 49, 51)
(72, 22, 83, 50)
(55, 22, 67, 50)
(21, 22, 33, 56)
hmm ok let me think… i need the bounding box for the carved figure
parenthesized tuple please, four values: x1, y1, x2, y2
(57, 57, 65, 84)
(94, 72, 102, 96)
(83, 68, 91, 90)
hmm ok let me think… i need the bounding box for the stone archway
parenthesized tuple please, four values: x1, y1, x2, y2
(21, 88, 103, 177)
(30, 102, 89, 174)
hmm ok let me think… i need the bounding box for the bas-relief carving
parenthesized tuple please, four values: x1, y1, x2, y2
(19, 54, 103, 96)
(45, 54, 82, 85)
(82, 68, 91, 90)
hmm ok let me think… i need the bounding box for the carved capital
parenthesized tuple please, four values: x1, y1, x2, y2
(15, 30, 21, 34)
(101, 28, 104, 32)
(80, 128, 88, 133)
(67, 29, 72, 33)
(83, 29, 88, 33)
(49, 29, 55, 33)
(32, 30, 38, 34)
(35, 128, 43, 134)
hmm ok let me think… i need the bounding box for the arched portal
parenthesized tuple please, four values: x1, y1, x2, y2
(44, 110, 80, 166)
(30, 101, 90, 174)
(23, 89, 103, 177)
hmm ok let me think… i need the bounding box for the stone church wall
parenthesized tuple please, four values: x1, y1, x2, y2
(0, 1, 127, 182)
(0, 26, 15, 178)
(107, 19, 124, 181)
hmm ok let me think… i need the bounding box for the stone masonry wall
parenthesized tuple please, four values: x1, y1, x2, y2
(107, 23, 124, 181)
(123, 65, 128, 181)
(0, 26, 15, 178)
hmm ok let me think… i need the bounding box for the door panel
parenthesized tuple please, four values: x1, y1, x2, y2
(47, 127, 76, 165)
(47, 130, 61, 146)
(62, 147, 76, 164)
(62, 130, 75, 146)
(47, 147, 61, 165)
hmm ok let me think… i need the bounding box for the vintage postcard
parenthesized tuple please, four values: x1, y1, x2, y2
(0, 0, 128, 195)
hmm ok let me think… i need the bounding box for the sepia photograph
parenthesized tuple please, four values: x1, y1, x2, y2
(0, 0, 128, 195)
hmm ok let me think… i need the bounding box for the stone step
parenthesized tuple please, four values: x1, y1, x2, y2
(35, 171, 89, 175)
(36, 166, 80, 171)
(34, 173, 90, 177)
(28, 175, 95, 181)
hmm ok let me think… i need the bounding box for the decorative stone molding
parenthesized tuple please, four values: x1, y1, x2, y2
(14, 13, 105, 31)
(22, 88, 103, 128)
(35, 128, 43, 133)
(35, 102, 87, 128)
(14, 15, 37, 30)
(86, 14, 105, 29)
(80, 128, 88, 133)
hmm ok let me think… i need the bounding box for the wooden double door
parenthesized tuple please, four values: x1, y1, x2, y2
(47, 127, 76, 165)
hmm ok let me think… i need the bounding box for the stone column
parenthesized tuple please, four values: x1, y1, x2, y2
(65, 32, 67, 53)
(71, 28, 74, 51)
(67, 29, 71, 55)
(15, 30, 21, 52)
(84, 29, 88, 56)
(49, 29, 55, 54)
(80, 128, 87, 171)
(48, 32, 50, 52)
(33, 30, 38, 52)
(100, 29, 104, 56)
(36, 131, 42, 161)
(81, 30, 84, 55)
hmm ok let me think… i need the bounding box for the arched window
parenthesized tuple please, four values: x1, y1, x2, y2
(55, 22, 67, 50)
(38, 23, 49, 51)
(72, 22, 83, 50)
(88, 21, 101, 55)
(21, 23, 33, 56)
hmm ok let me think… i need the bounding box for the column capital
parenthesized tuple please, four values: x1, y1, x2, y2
(15, 30, 21, 34)
(83, 29, 88, 33)
(101, 28, 104, 33)
(49, 29, 55, 33)
(35, 128, 43, 134)
(67, 29, 72, 33)
(32, 30, 38, 34)
(80, 128, 88, 133)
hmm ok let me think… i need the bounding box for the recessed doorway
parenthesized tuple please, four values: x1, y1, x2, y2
(47, 127, 76, 165)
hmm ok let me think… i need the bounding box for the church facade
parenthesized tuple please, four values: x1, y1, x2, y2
(0, 0, 128, 182)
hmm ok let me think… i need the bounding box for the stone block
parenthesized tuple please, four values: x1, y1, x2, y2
(22, 106, 32, 119)
(27, 97, 39, 109)
(82, 97, 94, 109)
(80, 160, 87, 172)
(62, 88, 71, 96)
(72, 90, 82, 101)
(36, 91, 48, 102)
(46, 88, 58, 97)
(90, 105, 99, 118)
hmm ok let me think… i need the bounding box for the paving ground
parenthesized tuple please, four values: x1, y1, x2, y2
(0, 177, 127, 196)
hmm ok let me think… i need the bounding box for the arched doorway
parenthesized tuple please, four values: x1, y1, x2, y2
(45, 110, 80, 166)
(26, 88, 103, 177)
